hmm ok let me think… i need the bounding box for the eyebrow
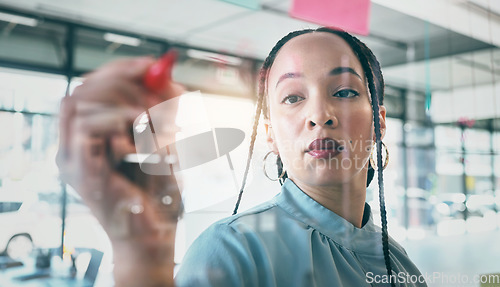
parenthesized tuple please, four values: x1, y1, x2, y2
(275, 67, 362, 88)
(276, 72, 303, 88)
(329, 67, 362, 79)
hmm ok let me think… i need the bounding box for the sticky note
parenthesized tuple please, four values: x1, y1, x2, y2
(219, 0, 260, 10)
(290, 0, 371, 35)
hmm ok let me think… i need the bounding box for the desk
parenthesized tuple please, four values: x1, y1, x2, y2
(0, 254, 113, 286)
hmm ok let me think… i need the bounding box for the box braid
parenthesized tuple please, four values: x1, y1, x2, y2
(232, 27, 395, 287)
(232, 29, 312, 217)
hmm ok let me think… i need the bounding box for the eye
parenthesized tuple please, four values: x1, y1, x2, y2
(281, 95, 304, 104)
(334, 89, 359, 98)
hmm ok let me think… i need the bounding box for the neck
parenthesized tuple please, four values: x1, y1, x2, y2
(290, 175, 367, 228)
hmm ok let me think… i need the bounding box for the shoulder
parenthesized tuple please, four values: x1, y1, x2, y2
(174, 219, 254, 286)
(188, 199, 280, 248)
(368, 224, 411, 257)
(387, 235, 409, 256)
(386, 235, 425, 278)
(219, 200, 280, 227)
(175, 200, 282, 287)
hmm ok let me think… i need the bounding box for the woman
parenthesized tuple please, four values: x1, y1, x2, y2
(58, 27, 425, 287)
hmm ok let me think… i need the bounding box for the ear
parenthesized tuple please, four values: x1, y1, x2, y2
(378, 105, 387, 140)
(264, 119, 279, 154)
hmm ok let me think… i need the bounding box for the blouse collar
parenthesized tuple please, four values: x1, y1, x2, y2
(274, 178, 383, 255)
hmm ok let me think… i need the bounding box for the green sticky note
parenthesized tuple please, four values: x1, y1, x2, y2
(219, 0, 260, 10)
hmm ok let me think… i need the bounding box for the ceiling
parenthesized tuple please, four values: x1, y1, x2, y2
(0, 0, 499, 118)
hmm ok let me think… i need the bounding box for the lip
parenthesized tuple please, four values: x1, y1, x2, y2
(306, 138, 343, 159)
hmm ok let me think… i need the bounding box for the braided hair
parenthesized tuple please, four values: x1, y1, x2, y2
(232, 27, 394, 286)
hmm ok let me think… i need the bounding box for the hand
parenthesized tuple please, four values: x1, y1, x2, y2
(56, 56, 184, 287)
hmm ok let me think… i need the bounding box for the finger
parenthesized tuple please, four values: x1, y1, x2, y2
(60, 104, 141, 176)
(65, 146, 182, 245)
(66, 125, 111, 189)
(69, 56, 157, 109)
(90, 171, 181, 240)
(109, 133, 137, 165)
(71, 75, 149, 108)
(73, 104, 142, 135)
(68, 122, 182, 234)
(91, 56, 156, 83)
(57, 96, 76, 170)
(60, 104, 135, 185)
(58, 79, 145, 175)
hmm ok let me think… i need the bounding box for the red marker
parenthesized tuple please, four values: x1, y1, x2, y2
(143, 50, 177, 93)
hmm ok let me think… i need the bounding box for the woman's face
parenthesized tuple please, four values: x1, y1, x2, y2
(265, 32, 386, 187)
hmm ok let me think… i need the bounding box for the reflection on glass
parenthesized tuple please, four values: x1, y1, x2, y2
(436, 152, 463, 175)
(75, 28, 163, 72)
(464, 129, 490, 152)
(0, 20, 66, 68)
(493, 132, 500, 153)
(0, 68, 67, 114)
(384, 118, 403, 144)
(0, 69, 64, 263)
(465, 155, 492, 176)
(405, 123, 433, 146)
(435, 126, 462, 150)
(0, 110, 61, 259)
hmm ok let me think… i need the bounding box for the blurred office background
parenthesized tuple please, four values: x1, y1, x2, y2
(0, 0, 499, 286)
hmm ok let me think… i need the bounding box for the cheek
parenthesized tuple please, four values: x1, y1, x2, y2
(269, 100, 303, 144)
(271, 115, 303, 155)
(339, 103, 374, 149)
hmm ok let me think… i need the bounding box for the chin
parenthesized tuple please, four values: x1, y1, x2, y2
(303, 167, 360, 187)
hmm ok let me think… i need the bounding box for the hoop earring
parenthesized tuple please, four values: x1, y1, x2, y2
(263, 151, 286, 181)
(369, 141, 389, 170)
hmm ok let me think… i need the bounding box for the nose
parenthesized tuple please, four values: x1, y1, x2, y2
(307, 98, 338, 129)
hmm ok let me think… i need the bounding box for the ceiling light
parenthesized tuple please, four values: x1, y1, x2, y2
(187, 49, 242, 66)
(103, 33, 141, 47)
(0, 12, 38, 27)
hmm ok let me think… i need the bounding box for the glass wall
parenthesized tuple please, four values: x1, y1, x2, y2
(0, 19, 66, 69)
(368, 91, 499, 241)
(0, 5, 499, 279)
(0, 9, 258, 272)
(74, 28, 165, 72)
(0, 10, 172, 267)
(0, 68, 66, 260)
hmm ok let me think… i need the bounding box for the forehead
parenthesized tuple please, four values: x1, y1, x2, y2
(268, 32, 365, 84)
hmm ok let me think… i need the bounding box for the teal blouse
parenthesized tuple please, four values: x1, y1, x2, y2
(175, 179, 426, 287)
